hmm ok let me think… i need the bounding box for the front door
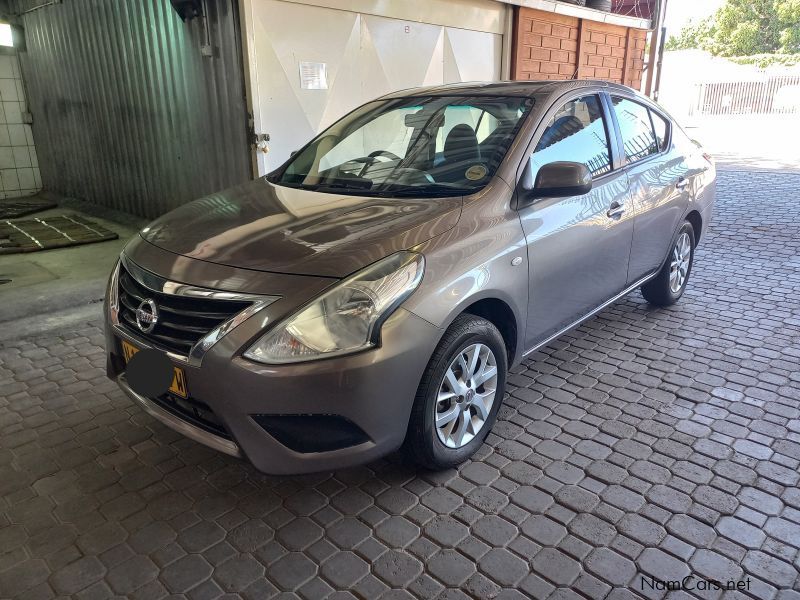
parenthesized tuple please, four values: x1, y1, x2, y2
(518, 94, 635, 350)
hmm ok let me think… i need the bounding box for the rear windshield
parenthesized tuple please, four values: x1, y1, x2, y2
(271, 95, 534, 198)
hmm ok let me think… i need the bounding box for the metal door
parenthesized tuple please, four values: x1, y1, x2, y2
(239, 0, 504, 175)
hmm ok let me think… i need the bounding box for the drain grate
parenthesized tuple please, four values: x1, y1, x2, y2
(0, 214, 118, 254)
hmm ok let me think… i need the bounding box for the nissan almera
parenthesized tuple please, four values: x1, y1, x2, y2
(105, 81, 715, 474)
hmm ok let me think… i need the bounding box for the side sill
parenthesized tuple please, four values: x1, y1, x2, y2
(523, 272, 657, 358)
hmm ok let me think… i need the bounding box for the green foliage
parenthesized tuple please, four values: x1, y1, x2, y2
(665, 0, 800, 56)
(777, 0, 800, 52)
(729, 53, 800, 67)
(665, 17, 715, 51)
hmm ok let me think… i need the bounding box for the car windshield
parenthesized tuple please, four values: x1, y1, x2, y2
(271, 95, 534, 198)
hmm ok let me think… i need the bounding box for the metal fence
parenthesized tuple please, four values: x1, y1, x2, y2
(689, 75, 800, 116)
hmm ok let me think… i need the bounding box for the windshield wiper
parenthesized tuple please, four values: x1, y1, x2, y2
(374, 184, 464, 198)
(321, 180, 373, 191)
(279, 178, 373, 193)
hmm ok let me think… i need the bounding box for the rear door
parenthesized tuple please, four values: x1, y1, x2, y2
(518, 92, 635, 350)
(606, 95, 691, 283)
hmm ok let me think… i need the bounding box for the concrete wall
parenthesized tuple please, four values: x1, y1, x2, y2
(511, 6, 646, 88)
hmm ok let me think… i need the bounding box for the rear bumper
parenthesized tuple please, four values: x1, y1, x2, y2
(106, 306, 441, 474)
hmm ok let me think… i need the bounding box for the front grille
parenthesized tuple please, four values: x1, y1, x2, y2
(152, 391, 232, 440)
(118, 264, 251, 356)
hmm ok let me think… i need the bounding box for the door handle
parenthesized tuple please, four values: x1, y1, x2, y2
(676, 177, 689, 190)
(607, 202, 625, 218)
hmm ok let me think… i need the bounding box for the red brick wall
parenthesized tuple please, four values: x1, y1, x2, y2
(512, 7, 647, 89)
(513, 11, 580, 81)
(624, 28, 647, 89)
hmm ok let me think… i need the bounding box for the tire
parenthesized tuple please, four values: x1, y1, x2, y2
(405, 314, 508, 470)
(641, 221, 696, 306)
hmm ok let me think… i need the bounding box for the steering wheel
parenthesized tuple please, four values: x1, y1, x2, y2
(357, 150, 402, 177)
(367, 150, 402, 161)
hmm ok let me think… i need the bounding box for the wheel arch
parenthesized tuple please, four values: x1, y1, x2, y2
(451, 296, 521, 366)
(685, 209, 703, 245)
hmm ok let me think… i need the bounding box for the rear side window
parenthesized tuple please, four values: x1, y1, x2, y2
(610, 97, 658, 164)
(530, 95, 612, 178)
(649, 109, 669, 152)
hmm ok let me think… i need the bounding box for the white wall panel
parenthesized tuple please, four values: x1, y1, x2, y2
(241, 0, 506, 173)
(444, 28, 502, 83)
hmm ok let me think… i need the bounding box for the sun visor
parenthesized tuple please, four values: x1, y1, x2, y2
(404, 111, 445, 129)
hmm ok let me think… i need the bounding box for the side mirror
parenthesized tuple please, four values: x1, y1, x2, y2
(521, 161, 593, 200)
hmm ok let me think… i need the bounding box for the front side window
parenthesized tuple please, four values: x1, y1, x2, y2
(611, 97, 659, 164)
(274, 95, 534, 198)
(530, 95, 612, 179)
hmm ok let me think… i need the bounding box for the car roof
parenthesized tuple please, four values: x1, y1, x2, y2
(379, 79, 636, 99)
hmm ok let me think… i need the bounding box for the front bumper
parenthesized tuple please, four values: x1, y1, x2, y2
(116, 372, 242, 458)
(105, 252, 442, 474)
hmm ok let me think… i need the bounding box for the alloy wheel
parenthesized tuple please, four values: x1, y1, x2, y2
(435, 343, 498, 449)
(669, 232, 691, 293)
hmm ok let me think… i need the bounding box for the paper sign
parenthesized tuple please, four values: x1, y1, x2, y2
(300, 61, 328, 90)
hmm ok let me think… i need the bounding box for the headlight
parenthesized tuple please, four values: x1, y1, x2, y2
(244, 252, 424, 364)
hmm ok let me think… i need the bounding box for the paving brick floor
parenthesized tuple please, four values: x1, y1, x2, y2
(1, 169, 799, 600)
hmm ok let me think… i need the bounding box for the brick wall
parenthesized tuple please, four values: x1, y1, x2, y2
(512, 7, 647, 89)
(513, 11, 580, 81)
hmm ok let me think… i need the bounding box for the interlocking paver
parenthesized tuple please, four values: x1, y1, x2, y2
(105, 555, 158, 594)
(2, 170, 800, 597)
(213, 554, 265, 592)
(479, 548, 529, 586)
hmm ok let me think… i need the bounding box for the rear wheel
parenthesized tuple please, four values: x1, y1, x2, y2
(641, 221, 695, 306)
(405, 314, 507, 470)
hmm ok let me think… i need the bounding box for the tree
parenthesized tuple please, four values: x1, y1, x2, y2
(665, 0, 800, 56)
(665, 17, 715, 51)
(777, 0, 800, 52)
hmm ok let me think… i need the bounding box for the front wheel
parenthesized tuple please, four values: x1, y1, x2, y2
(641, 221, 696, 306)
(405, 314, 508, 470)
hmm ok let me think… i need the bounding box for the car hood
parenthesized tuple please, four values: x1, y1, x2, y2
(141, 178, 462, 278)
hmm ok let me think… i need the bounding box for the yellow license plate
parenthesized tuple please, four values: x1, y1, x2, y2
(121, 339, 188, 399)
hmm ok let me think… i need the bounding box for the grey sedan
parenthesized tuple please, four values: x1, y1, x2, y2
(105, 80, 715, 474)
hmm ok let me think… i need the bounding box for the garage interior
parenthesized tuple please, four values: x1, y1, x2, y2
(1, 0, 799, 598)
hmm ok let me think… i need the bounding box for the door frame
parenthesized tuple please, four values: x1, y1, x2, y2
(511, 85, 624, 209)
(238, 0, 261, 178)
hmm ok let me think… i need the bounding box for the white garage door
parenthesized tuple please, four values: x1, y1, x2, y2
(240, 0, 507, 174)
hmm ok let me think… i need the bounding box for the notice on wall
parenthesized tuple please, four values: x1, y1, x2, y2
(299, 61, 328, 90)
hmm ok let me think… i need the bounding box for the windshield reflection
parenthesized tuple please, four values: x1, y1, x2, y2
(271, 95, 534, 199)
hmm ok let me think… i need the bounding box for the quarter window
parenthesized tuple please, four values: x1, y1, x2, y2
(649, 109, 669, 152)
(610, 97, 659, 164)
(530, 95, 612, 179)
